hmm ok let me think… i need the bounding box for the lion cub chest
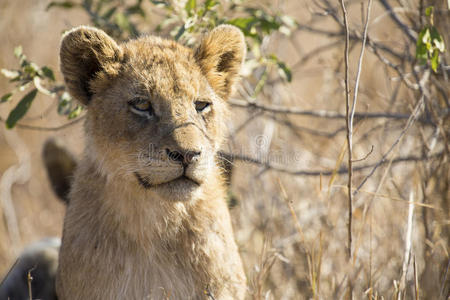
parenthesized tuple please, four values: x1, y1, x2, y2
(58, 202, 212, 300)
(95, 247, 201, 299)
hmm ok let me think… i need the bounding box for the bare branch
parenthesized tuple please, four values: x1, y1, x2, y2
(352, 145, 374, 162)
(229, 98, 415, 120)
(370, 46, 420, 91)
(295, 23, 410, 61)
(347, 0, 373, 269)
(0, 116, 85, 132)
(269, 115, 346, 138)
(353, 91, 426, 196)
(339, 5, 353, 296)
(379, 0, 417, 42)
(218, 151, 442, 177)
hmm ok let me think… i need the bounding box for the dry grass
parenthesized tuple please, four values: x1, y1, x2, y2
(0, 0, 448, 299)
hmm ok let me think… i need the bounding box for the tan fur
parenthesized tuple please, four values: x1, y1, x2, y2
(56, 25, 246, 299)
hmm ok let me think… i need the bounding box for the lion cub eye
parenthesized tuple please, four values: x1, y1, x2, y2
(129, 98, 154, 119)
(195, 101, 211, 113)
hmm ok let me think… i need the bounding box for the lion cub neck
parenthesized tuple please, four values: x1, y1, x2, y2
(74, 155, 226, 243)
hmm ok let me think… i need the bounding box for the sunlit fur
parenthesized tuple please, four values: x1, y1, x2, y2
(56, 25, 246, 299)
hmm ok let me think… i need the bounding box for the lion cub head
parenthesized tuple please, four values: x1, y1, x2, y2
(60, 25, 245, 202)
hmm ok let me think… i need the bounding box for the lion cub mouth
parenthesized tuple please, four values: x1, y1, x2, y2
(134, 172, 200, 190)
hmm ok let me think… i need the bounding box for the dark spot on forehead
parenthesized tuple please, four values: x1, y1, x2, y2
(167, 60, 180, 94)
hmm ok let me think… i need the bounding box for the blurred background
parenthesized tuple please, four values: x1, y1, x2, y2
(0, 0, 448, 299)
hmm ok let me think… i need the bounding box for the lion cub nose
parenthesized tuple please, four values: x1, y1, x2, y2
(166, 148, 201, 166)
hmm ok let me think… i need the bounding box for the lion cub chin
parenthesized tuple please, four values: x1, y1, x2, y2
(56, 25, 247, 299)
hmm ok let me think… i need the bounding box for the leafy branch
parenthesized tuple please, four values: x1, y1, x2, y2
(1, 46, 80, 129)
(415, 6, 446, 72)
(2, 0, 295, 129)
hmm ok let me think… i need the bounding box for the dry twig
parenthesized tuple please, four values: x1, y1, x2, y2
(219, 151, 442, 177)
(353, 90, 426, 196)
(229, 98, 414, 120)
(0, 115, 85, 132)
(339, 0, 352, 282)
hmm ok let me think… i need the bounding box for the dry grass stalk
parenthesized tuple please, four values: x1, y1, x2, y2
(27, 266, 35, 300)
(397, 191, 415, 300)
(278, 179, 321, 299)
(251, 238, 277, 300)
(413, 255, 419, 300)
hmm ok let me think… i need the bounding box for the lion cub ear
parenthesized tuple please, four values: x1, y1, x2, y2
(194, 25, 246, 100)
(60, 26, 123, 106)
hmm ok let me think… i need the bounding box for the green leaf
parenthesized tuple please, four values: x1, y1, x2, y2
(228, 17, 256, 31)
(259, 18, 281, 33)
(68, 105, 83, 119)
(126, 5, 145, 17)
(5, 89, 38, 129)
(1, 93, 13, 103)
(24, 63, 40, 76)
(198, 0, 217, 17)
(184, 16, 196, 29)
(41, 66, 55, 81)
(227, 17, 260, 40)
(430, 26, 445, 52)
(58, 92, 72, 115)
(420, 27, 430, 45)
(416, 24, 446, 70)
(269, 55, 292, 82)
(33, 77, 52, 95)
(425, 6, 433, 17)
(150, 0, 169, 6)
(431, 49, 439, 72)
(18, 81, 31, 91)
(416, 27, 429, 64)
(114, 12, 131, 32)
(46, 1, 77, 11)
(102, 7, 117, 20)
(1, 69, 20, 79)
(185, 0, 196, 16)
(415, 43, 428, 64)
(417, 28, 426, 46)
(277, 60, 292, 82)
(174, 24, 186, 40)
(204, 0, 217, 10)
(14, 46, 23, 58)
(280, 15, 296, 28)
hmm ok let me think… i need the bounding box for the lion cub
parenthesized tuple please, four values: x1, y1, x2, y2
(56, 25, 246, 299)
